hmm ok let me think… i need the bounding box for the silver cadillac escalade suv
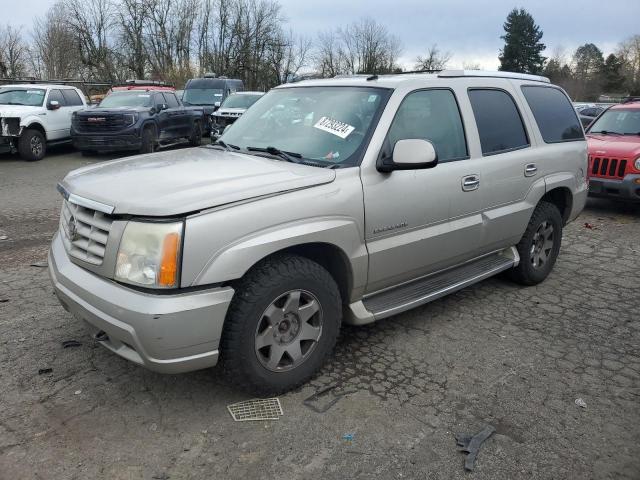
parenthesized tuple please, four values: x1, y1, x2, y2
(49, 71, 587, 394)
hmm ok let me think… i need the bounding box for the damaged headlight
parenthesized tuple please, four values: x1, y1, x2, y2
(115, 221, 183, 288)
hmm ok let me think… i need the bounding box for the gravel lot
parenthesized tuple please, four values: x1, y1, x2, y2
(1, 146, 639, 480)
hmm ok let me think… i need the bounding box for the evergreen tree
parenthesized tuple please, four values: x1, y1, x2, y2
(498, 8, 546, 74)
(600, 53, 625, 93)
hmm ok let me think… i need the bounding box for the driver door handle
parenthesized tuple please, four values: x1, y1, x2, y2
(462, 175, 480, 192)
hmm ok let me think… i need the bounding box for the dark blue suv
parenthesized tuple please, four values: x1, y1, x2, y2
(72, 87, 204, 154)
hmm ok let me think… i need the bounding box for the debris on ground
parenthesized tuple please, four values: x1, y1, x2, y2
(151, 474, 170, 480)
(30, 261, 48, 268)
(74, 390, 82, 395)
(583, 222, 599, 230)
(227, 398, 283, 422)
(62, 340, 82, 348)
(0, 235, 7, 240)
(342, 433, 355, 443)
(575, 398, 587, 409)
(0, 299, 8, 303)
(455, 425, 495, 471)
(38, 368, 53, 375)
(303, 385, 355, 413)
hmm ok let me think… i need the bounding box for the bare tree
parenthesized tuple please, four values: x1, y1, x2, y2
(117, 0, 152, 78)
(617, 35, 640, 94)
(339, 17, 402, 74)
(414, 44, 451, 71)
(30, 6, 81, 79)
(0, 25, 29, 77)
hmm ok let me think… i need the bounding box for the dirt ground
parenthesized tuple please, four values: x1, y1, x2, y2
(1, 146, 639, 479)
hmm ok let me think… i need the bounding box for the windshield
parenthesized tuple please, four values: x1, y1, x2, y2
(219, 86, 391, 167)
(183, 88, 224, 105)
(588, 109, 640, 135)
(221, 94, 262, 109)
(99, 91, 153, 108)
(0, 88, 46, 106)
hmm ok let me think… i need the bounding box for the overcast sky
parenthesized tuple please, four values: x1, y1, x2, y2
(8, 0, 640, 69)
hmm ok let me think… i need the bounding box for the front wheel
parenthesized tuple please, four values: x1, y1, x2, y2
(139, 126, 157, 154)
(508, 201, 563, 285)
(220, 254, 342, 395)
(188, 121, 202, 146)
(18, 129, 46, 161)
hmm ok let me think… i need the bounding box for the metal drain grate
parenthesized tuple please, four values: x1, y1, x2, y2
(227, 398, 283, 421)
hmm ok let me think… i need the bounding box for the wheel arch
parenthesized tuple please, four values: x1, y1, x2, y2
(541, 186, 573, 225)
(24, 121, 47, 140)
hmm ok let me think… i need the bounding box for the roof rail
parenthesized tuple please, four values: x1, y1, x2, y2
(622, 96, 640, 103)
(438, 70, 550, 83)
(121, 79, 173, 87)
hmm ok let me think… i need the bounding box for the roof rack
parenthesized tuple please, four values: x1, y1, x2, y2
(119, 79, 173, 88)
(621, 96, 640, 103)
(437, 70, 550, 83)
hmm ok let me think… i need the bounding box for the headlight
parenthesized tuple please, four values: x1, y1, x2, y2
(115, 221, 183, 288)
(635, 157, 640, 171)
(123, 113, 138, 126)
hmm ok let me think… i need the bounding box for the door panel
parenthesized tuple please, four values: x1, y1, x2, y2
(362, 88, 482, 294)
(45, 89, 68, 140)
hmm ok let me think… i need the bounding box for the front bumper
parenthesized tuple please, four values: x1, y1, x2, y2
(48, 233, 235, 373)
(0, 135, 15, 154)
(72, 132, 142, 152)
(588, 174, 640, 202)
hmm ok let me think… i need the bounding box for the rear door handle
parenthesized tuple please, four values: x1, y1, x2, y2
(462, 175, 480, 192)
(525, 163, 538, 177)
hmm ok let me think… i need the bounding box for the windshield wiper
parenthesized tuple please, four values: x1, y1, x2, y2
(590, 130, 622, 135)
(211, 140, 240, 151)
(247, 146, 303, 164)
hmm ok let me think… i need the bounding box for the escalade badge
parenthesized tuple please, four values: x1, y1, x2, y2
(68, 215, 79, 241)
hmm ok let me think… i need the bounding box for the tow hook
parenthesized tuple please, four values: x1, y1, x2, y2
(95, 330, 109, 342)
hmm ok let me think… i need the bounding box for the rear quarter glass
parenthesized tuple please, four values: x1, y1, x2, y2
(521, 86, 584, 143)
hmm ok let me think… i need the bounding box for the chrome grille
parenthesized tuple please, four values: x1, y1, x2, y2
(60, 200, 114, 265)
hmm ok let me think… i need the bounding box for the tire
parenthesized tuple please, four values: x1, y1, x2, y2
(508, 201, 563, 286)
(220, 254, 342, 395)
(18, 129, 46, 161)
(188, 121, 202, 146)
(139, 125, 157, 154)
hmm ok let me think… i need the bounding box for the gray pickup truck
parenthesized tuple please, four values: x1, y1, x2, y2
(49, 70, 587, 394)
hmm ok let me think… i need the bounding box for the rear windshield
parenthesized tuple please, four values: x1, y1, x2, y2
(0, 88, 46, 106)
(521, 86, 584, 143)
(587, 109, 640, 135)
(222, 94, 262, 109)
(99, 91, 153, 108)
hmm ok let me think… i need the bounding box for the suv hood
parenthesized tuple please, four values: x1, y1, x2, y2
(60, 147, 336, 216)
(587, 134, 640, 159)
(79, 106, 149, 114)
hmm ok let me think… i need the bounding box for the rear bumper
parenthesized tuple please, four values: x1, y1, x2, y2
(588, 174, 640, 202)
(48, 233, 235, 373)
(72, 132, 141, 152)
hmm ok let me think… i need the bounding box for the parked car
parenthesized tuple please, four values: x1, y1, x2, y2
(578, 106, 606, 128)
(586, 97, 640, 202)
(71, 86, 204, 154)
(50, 70, 587, 394)
(183, 74, 244, 133)
(210, 91, 264, 139)
(0, 84, 87, 161)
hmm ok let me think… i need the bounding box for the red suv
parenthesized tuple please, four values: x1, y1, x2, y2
(586, 98, 640, 202)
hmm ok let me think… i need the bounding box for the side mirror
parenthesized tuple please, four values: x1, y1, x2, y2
(377, 139, 438, 172)
(47, 100, 60, 110)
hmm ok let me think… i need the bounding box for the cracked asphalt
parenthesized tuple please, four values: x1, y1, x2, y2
(1, 147, 639, 479)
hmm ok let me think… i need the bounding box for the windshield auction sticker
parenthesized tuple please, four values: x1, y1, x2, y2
(314, 116, 355, 139)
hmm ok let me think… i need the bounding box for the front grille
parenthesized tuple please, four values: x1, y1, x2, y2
(73, 114, 128, 132)
(59, 200, 114, 265)
(589, 156, 627, 179)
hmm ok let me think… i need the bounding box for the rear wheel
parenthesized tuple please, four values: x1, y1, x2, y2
(140, 125, 157, 154)
(18, 129, 46, 161)
(220, 254, 342, 395)
(508, 201, 563, 285)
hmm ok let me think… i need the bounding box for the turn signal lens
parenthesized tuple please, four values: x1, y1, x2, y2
(159, 232, 180, 287)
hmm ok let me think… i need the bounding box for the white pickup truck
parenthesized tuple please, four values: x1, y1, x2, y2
(0, 84, 87, 161)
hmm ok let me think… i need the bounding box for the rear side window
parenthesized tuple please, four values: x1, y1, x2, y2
(387, 89, 468, 162)
(61, 89, 83, 106)
(47, 89, 66, 106)
(521, 86, 584, 143)
(163, 92, 179, 108)
(468, 89, 529, 155)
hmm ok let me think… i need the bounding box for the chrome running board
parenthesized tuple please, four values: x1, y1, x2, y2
(355, 247, 519, 322)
